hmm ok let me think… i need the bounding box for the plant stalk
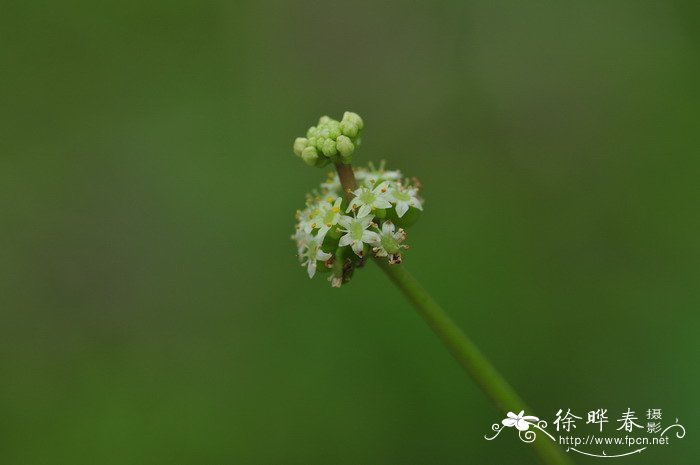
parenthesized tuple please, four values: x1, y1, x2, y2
(374, 259, 573, 465)
(335, 162, 358, 194)
(335, 162, 574, 465)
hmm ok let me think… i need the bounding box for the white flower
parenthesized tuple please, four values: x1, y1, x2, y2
(320, 172, 341, 193)
(370, 220, 408, 264)
(299, 233, 332, 278)
(347, 181, 392, 218)
(502, 411, 539, 432)
(299, 204, 323, 234)
(291, 226, 307, 254)
(337, 214, 380, 257)
(317, 196, 343, 236)
(364, 171, 402, 187)
(356, 162, 402, 188)
(387, 185, 423, 218)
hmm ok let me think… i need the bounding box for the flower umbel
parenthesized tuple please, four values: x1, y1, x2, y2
(291, 112, 423, 286)
(293, 167, 422, 284)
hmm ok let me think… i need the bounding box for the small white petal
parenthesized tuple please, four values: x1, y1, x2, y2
(357, 204, 372, 218)
(338, 234, 353, 247)
(381, 221, 395, 235)
(395, 201, 409, 218)
(351, 241, 364, 256)
(374, 197, 392, 209)
(362, 230, 380, 244)
(378, 180, 392, 189)
(410, 197, 423, 210)
(307, 260, 317, 278)
(338, 216, 353, 228)
(359, 215, 375, 228)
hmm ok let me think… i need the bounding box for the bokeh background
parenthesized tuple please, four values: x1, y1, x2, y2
(2, 1, 699, 464)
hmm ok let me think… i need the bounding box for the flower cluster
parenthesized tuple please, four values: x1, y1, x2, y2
(292, 163, 423, 287)
(292, 112, 364, 167)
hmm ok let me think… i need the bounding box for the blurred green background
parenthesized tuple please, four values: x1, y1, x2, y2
(2, 1, 698, 464)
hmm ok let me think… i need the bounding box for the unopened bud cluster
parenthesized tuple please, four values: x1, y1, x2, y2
(292, 163, 423, 287)
(292, 112, 364, 167)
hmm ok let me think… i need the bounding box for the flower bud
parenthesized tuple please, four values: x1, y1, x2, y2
(336, 135, 354, 158)
(301, 146, 319, 166)
(322, 139, 337, 157)
(342, 111, 364, 130)
(340, 120, 359, 138)
(315, 136, 326, 150)
(293, 112, 364, 168)
(326, 121, 341, 139)
(293, 137, 308, 157)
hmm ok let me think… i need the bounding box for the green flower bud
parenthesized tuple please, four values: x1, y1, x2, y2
(326, 121, 341, 139)
(336, 135, 354, 158)
(339, 120, 359, 138)
(322, 139, 337, 157)
(301, 146, 319, 166)
(293, 137, 308, 157)
(342, 111, 364, 130)
(293, 112, 364, 168)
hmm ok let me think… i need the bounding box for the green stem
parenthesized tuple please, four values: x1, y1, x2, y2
(374, 259, 574, 465)
(334, 162, 574, 465)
